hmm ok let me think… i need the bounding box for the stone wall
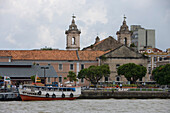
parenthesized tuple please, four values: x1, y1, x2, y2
(79, 91, 170, 99)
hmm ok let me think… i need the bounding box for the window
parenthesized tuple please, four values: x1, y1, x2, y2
(70, 64, 74, 70)
(148, 67, 151, 74)
(59, 77, 62, 83)
(105, 77, 108, 82)
(159, 57, 162, 61)
(116, 76, 120, 81)
(139, 77, 142, 81)
(47, 77, 51, 83)
(154, 57, 157, 62)
(116, 64, 120, 69)
(81, 64, 84, 70)
(72, 37, 75, 45)
(81, 78, 84, 83)
(59, 64, 63, 70)
(124, 37, 127, 46)
(148, 57, 151, 63)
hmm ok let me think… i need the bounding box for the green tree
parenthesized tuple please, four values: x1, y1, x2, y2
(31, 75, 36, 83)
(78, 64, 110, 86)
(130, 43, 136, 47)
(67, 71, 77, 84)
(152, 64, 170, 85)
(117, 63, 147, 84)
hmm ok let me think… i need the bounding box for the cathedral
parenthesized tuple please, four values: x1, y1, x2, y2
(0, 16, 148, 86)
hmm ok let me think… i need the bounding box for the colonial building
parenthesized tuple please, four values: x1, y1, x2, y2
(140, 48, 170, 81)
(0, 16, 150, 86)
(99, 45, 148, 84)
(83, 16, 148, 84)
(0, 50, 104, 86)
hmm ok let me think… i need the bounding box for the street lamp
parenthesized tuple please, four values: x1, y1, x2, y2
(41, 66, 49, 85)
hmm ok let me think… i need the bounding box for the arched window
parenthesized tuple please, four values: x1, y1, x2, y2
(116, 76, 120, 81)
(124, 37, 127, 46)
(72, 37, 75, 45)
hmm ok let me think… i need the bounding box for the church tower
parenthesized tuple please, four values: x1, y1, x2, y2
(116, 15, 131, 47)
(65, 15, 81, 50)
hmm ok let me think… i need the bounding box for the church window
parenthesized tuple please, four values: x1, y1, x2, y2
(72, 37, 75, 45)
(105, 77, 108, 82)
(139, 77, 142, 81)
(124, 37, 127, 46)
(116, 76, 120, 81)
(116, 64, 120, 69)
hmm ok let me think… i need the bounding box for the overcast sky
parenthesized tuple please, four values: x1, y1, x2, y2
(0, 0, 170, 51)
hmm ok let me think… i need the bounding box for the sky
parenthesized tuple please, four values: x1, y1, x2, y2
(0, 0, 170, 51)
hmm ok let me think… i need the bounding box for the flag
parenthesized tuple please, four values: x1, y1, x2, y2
(35, 74, 41, 83)
(4, 76, 10, 82)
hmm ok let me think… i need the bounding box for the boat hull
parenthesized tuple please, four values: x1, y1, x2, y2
(20, 94, 77, 101)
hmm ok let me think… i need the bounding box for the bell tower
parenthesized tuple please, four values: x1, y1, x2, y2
(65, 15, 81, 50)
(116, 15, 131, 47)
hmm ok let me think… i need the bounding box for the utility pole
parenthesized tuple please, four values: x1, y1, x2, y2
(41, 67, 49, 85)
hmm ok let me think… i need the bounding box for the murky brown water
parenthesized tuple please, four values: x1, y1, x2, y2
(0, 99, 169, 113)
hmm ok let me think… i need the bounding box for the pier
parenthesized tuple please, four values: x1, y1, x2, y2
(78, 88, 170, 99)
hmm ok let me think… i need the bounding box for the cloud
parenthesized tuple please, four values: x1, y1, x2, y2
(5, 34, 16, 44)
(78, 1, 108, 25)
(36, 25, 55, 47)
(0, 0, 170, 50)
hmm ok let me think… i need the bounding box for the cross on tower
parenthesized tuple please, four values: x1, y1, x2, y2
(72, 14, 76, 19)
(123, 14, 126, 21)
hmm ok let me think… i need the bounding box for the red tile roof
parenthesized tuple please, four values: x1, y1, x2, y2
(0, 50, 105, 61)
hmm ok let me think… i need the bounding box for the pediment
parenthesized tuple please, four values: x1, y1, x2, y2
(104, 45, 144, 58)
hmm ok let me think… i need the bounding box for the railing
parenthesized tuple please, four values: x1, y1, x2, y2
(0, 88, 18, 93)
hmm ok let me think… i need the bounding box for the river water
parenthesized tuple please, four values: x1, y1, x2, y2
(0, 99, 169, 113)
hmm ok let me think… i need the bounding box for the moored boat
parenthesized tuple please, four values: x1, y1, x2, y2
(19, 84, 81, 101)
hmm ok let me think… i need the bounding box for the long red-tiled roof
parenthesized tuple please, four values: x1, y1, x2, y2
(0, 50, 11, 57)
(0, 50, 105, 61)
(0, 50, 78, 61)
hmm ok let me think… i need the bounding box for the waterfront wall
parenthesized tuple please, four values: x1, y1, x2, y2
(78, 91, 170, 99)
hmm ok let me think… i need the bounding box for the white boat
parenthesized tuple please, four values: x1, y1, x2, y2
(19, 84, 81, 101)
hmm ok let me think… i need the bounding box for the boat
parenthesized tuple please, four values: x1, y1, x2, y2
(18, 84, 81, 101)
(0, 76, 21, 101)
(0, 88, 20, 101)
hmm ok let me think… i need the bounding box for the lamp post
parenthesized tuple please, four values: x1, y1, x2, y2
(41, 67, 49, 85)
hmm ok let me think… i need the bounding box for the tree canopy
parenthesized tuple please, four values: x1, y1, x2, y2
(117, 63, 147, 84)
(31, 75, 35, 83)
(78, 64, 110, 85)
(67, 71, 77, 82)
(152, 64, 170, 85)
